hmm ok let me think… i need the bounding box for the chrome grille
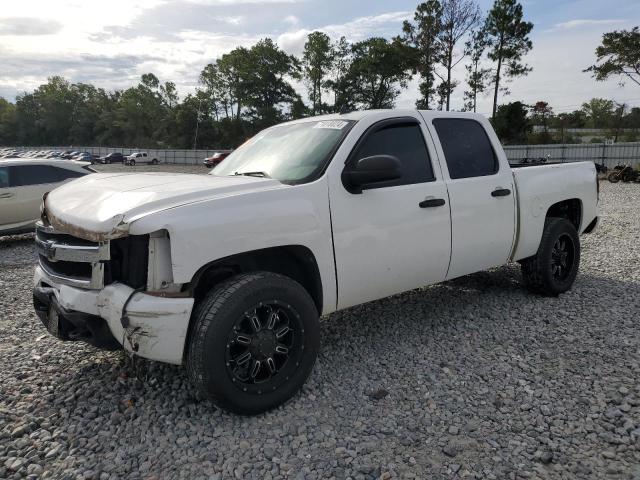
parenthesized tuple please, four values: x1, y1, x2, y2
(36, 222, 110, 289)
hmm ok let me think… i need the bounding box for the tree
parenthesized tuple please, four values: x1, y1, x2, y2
(326, 36, 355, 113)
(347, 38, 414, 109)
(438, 0, 481, 110)
(302, 32, 334, 114)
(484, 0, 533, 119)
(585, 27, 640, 87)
(244, 38, 300, 128)
(0, 97, 16, 145)
(463, 28, 491, 112)
(402, 0, 443, 109)
(531, 101, 553, 133)
(580, 98, 615, 129)
(216, 47, 253, 120)
(492, 101, 529, 144)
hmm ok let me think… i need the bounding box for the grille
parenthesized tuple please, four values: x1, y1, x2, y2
(36, 222, 110, 289)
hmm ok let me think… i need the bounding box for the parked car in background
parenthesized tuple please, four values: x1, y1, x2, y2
(0, 159, 94, 235)
(99, 152, 126, 164)
(62, 151, 79, 160)
(203, 151, 232, 168)
(125, 152, 159, 166)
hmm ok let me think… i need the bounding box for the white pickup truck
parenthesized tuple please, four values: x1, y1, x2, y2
(33, 110, 598, 414)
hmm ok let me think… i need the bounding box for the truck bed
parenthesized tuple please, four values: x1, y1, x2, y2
(511, 161, 598, 262)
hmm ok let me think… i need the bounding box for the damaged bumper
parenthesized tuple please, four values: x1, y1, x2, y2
(33, 266, 194, 365)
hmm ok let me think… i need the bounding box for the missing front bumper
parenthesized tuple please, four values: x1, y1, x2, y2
(33, 267, 195, 365)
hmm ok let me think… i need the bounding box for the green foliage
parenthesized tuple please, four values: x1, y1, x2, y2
(401, 0, 443, 109)
(491, 101, 529, 144)
(463, 28, 492, 112)
(438, 0, 481, 110)
(484, 0, 533, 118)
(346, 37, 414, 109)
(580, 98, 616, 129)
(302, 31, 334, 114)
(585, 27, 640, 87)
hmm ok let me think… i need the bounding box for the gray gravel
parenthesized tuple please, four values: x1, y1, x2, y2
(0, 169, 639, 479)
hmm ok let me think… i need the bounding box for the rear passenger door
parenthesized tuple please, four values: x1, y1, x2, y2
(429, 117, 516, 279)
(330, 116, 452, 309)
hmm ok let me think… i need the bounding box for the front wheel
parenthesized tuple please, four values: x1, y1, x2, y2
(608, 172, 621, 183)
(520, 217, 580, 296)
(187, 272, 320, 415)
(129, 159, 135, 166)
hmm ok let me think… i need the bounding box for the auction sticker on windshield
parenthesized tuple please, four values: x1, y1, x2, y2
(313, 120, 349, 130)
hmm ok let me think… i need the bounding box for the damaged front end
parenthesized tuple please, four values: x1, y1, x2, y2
(33, 211, 194, 365)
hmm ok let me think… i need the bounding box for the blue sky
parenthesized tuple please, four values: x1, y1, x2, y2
(0, 0, 639, 114)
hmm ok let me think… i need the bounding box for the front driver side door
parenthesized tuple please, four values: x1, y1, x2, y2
(329, 116, 452, 310)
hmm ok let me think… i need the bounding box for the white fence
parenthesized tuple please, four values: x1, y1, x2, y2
(503, 142, 640, 168)
(7, 142, 640, 168)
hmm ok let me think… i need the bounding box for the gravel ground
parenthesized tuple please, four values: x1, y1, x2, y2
(0, 172, 639, 480)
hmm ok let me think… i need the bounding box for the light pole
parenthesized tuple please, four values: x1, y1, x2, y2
(193, 93, 203, 150)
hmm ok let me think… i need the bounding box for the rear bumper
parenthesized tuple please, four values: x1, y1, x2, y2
(33, 266, 194, 365)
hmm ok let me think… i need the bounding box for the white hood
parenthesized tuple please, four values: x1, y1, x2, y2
(45, 172, 283, 240)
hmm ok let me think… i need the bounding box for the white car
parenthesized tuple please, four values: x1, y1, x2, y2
(33, 110, 598, 414)
(0, 159, 94, 235)
(125, 152, 159, 166)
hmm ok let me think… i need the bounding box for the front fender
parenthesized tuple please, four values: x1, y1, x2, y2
(129, 177, 337, 314)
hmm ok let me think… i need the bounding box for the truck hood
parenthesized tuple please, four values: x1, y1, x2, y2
(45, 172, 283, 241)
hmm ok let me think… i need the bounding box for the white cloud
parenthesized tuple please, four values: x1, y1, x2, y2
(553, 19, 625, 30)
(183, 0, 303, 4)
(283, 15, 300, 26)
(277, 11, 412, 56)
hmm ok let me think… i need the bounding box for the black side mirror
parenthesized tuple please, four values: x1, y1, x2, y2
(342, 155, 402, 194)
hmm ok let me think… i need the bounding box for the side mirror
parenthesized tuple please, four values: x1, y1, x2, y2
(342, 155, 402, 194)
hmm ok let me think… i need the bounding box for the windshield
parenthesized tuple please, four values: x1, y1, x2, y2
(212, 119, 354, 184)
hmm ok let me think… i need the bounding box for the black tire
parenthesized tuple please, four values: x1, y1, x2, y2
(186, 272, 320, 415)
(107, 159, 111, 164)
(129, 159, 135, 166)
(151, 159, 158, 165)
(520, 217, 580, 296)
(608, 172, 620, 183)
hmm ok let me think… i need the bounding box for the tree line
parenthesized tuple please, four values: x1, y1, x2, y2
(0, 0, 637, 149)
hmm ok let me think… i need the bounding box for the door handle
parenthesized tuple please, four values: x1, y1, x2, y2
(419, 198, 446, 208)
(491, 188, 511, 197)
(0, 192, 14, 199)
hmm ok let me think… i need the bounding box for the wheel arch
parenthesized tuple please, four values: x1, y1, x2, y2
(545, 198, 582, 232)
(186, 245, 323, 314)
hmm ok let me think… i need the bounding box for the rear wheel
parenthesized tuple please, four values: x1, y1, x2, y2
(151, 159, 158, 165)
(520, 217, 580, 296)
(186, 272, 320, 415)
(608, 172, 620, 183)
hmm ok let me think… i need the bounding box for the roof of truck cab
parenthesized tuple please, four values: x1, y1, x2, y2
(284, 109, 487, 126)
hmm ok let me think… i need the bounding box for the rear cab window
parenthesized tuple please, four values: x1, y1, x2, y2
(432, 119, 498, 179)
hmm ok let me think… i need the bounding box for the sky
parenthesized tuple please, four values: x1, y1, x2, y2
(0, 0, 639, 115)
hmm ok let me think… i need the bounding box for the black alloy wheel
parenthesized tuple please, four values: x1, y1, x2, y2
(225, 301, 302, 391)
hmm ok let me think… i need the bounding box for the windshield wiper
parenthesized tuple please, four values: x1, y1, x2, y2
(234, 171, 270, 178)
